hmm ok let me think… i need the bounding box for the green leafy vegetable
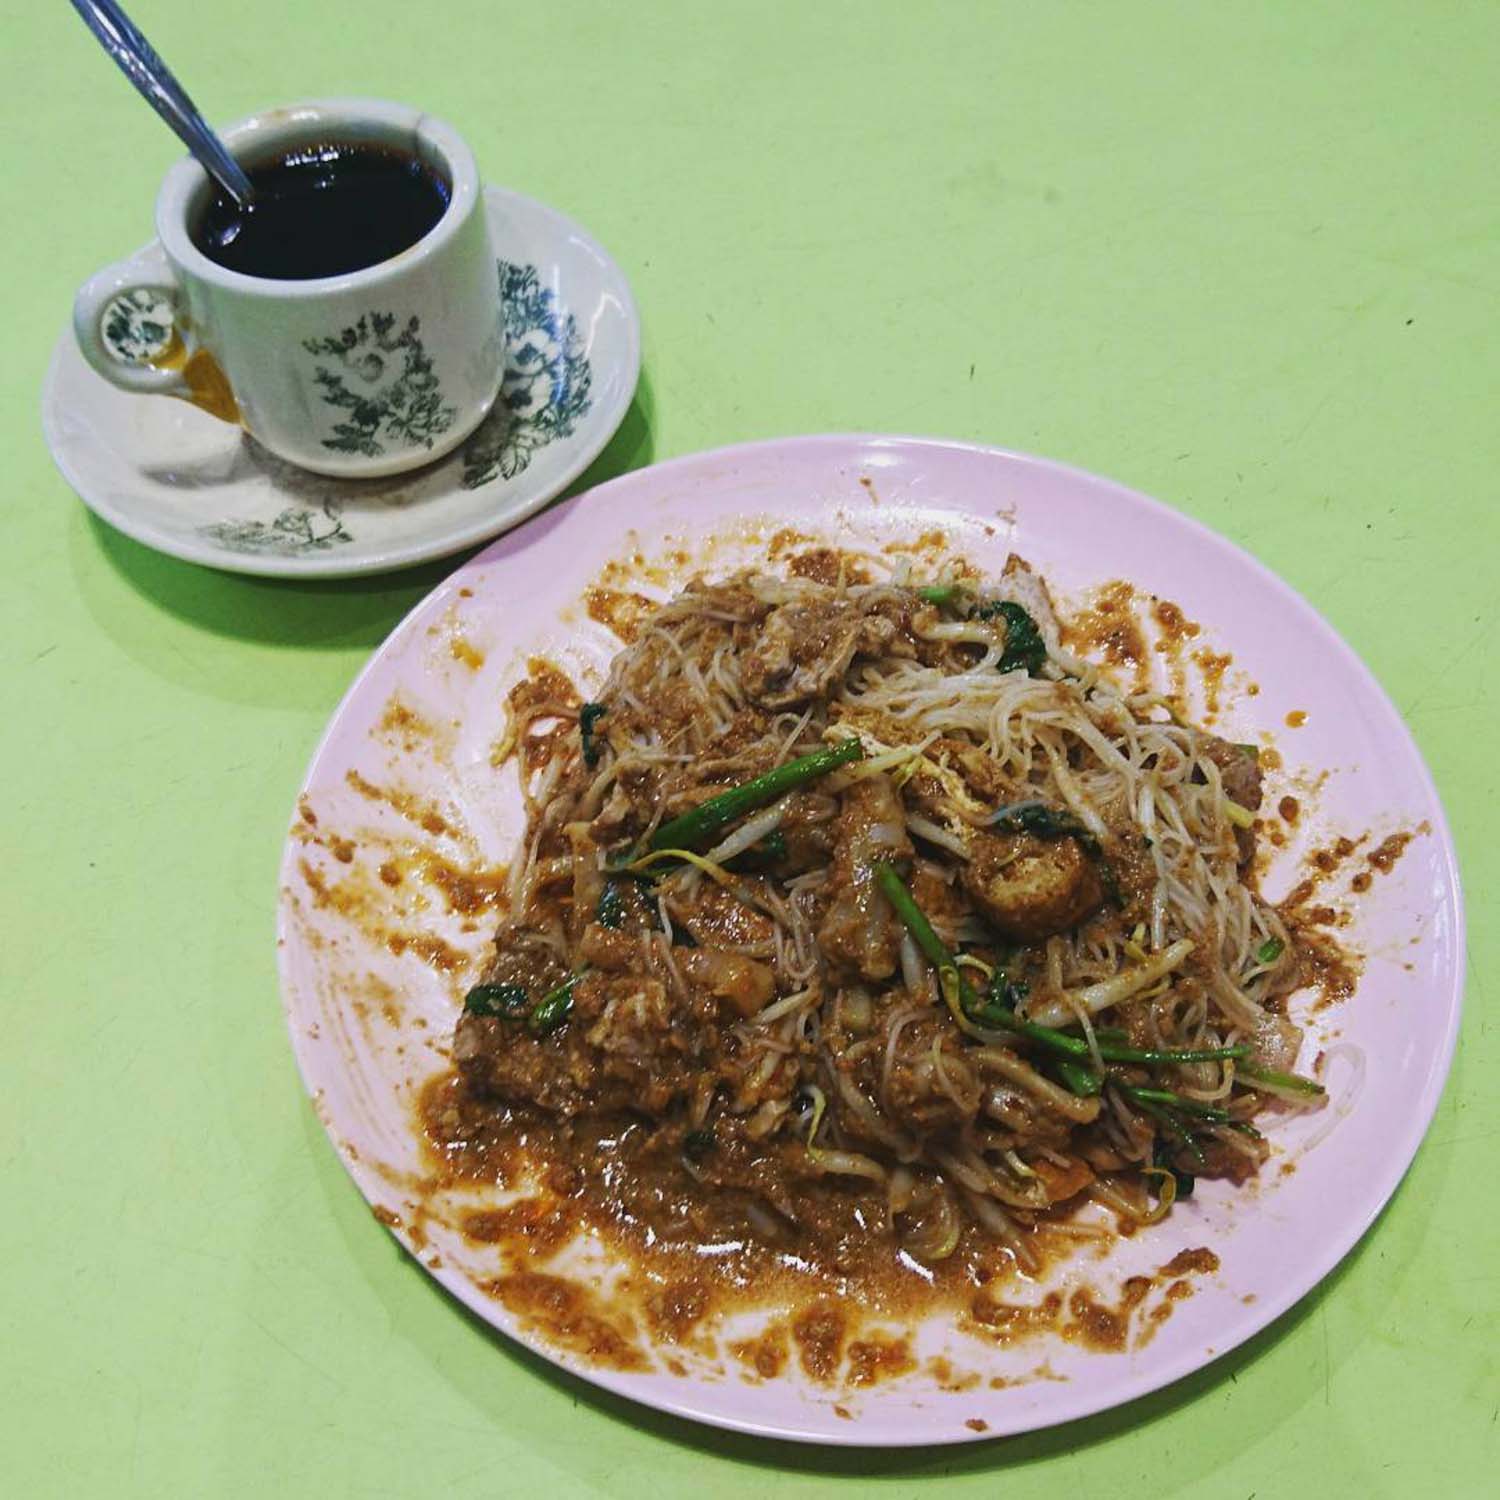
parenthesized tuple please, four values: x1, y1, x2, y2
(1151, 1141, 1195, 1198)
(1255, 937, 1284, 965)
(649, 739, 863, 853)
(991, 800, 1094, 845)
(528, 975, 578, 1036)
(975, 970, 1029, 1024)
(579, 702, 608, 767)
(731, 829, 788, 869)
(977, 600, 1046, 675)
(596, 880, 625, 930)
(463, 982, 529, 1018)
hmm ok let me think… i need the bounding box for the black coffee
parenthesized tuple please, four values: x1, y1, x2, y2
(193, 142, 451, 280)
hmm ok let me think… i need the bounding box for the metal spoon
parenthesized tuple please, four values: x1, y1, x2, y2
(69, 0, 254, 207)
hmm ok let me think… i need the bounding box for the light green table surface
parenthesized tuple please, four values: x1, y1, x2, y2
(4, 3, 1495, 1495)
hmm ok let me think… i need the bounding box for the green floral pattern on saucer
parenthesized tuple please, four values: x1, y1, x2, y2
(199, 502, 353, 555)
(459, 262, 593, 488)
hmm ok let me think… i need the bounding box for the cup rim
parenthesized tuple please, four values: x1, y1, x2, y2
(155, 97, 481, 297)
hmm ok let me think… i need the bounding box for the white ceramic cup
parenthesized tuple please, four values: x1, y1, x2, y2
(72, 99, 504, 478)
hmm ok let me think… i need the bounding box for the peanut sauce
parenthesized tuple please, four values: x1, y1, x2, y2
(584, 587, 657, 643)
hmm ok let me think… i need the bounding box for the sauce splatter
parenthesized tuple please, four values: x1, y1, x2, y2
(1191, 648, 1233, 720)
(481, 1272, 648, 1371)
(451, 636, 485, 671)
(1065, 581, 1149, 681)
(345, 769, 453, 837)
(768, 527, 816, 558)
(1291, 926, 1361, 1010)
(585, 587, 656, 643)
(1152, 599, 1201, 641)
(1063, 1280, 1153, 1351)
(788, 547, 871, 586)
(417, 853, 509, 918)
(463, 1198, 574, 1259)
(845, 1333, 916, 1387)
(791, 1301, 849, 1383)
(299, 861, 471, 972)
(927, 1357, 981, 1392)
(1369, 830, 1417, 874)
(730, 1323, 790, 1380)
(965, 1247, 1219, 1353)
(1160, 1247, 1219, 1277)
(377, 699, 437, 752)
(383, 930, 468, 973)
(644, 1280, 713, 1345)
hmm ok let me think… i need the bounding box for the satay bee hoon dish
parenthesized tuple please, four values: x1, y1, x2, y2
(280, 436, 1461, 1444)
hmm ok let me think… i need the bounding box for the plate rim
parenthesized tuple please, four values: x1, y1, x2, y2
(276, 431, 1466, 1445)
(41, 184, 642, 580)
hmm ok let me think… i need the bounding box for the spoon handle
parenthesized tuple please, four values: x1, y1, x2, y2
(70, 0, 255, 206)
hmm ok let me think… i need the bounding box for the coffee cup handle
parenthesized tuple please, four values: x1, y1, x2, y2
(73, 244, 195, 399)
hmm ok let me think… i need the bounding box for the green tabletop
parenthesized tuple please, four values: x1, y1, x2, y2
(4, 3, 1495, 1494)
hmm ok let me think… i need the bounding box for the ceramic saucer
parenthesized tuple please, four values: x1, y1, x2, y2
(42, 186, 640, 577)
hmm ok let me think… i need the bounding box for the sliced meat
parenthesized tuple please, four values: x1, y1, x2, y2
(584, 974, 673, 1058)
(962, 829, 1104, 941)
(932, 737, 1022, 806)
(679, 946, 777, 1018)
(578, 921, 642, 971)
(1249, 1009, 1302, 1074)
(997, 554, 1063, 653)
(1199, 734, 1263, 812)
(816, 774, 914, 980)
(1196, 733, 1263, 862)
(589, 780, 638, 843)
(678, 578, 769, 622)
(455, 971, 697, 1118)
(743, 599, 895, 708)
(882, 1014, 982, 1134)
(1028, 1154, 1094, 1204)
(668, 881, 778, 953)
(775, 791, 839, 872)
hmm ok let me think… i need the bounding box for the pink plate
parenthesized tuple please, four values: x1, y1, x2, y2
(277, 435, 1463, 1445)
